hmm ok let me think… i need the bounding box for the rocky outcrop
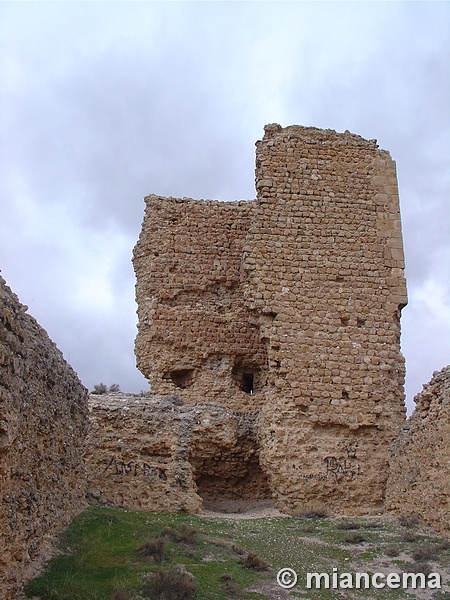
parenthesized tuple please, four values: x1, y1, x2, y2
(0, 275, 88, 600)
(386, 366, 450, 536)
(133, 124, 408, 514)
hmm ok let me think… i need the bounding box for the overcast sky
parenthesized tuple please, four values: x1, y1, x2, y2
(1, 1, 448, 414)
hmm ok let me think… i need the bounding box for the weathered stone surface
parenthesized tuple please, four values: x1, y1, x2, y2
(133, 197, 267, 412)
(85, 393, 271, 512)
(133, 124, 408, 515)
(386, 366, 450, 537)
(0, 275, 88, 600)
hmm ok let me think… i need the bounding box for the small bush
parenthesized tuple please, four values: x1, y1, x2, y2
(159, 524, 197, 545)
(402, 531, 419, 542)
(92, 383, 108, 395)
(385, 547, 400, 557)
(365, 521, 383, 529)
(294, 507, 328, 520)
(300, 524, 316, 533)
(412, 544, 440, 562)
(398, 514, 420, 528)
(142, 568, 195, 599)
(109, 383, 121, 392)
(231, 543, 246, 556)
(344, 533, 366, 544)
(138, 538, 166, 563)
(411, 562, 433, 577)
(223, 580, 243, 598)
(336, 521, 362, 530)
(240, 551, 270, 572)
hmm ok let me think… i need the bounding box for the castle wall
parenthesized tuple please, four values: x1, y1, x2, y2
(0, 275, 88, 600)
(386, 366, 450, 537)
(85, 393, 270, 513)
(133, 124, 408, 514)
(133, 196, 267, 411)
(246, 124, 408, 513)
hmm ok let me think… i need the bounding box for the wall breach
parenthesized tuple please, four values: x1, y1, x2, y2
(133, 124, 408, 514)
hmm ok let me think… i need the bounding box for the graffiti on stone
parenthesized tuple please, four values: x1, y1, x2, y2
(102, 457, 167, 480)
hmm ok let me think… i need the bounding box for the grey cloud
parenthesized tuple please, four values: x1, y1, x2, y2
(0, 2, 448, 409)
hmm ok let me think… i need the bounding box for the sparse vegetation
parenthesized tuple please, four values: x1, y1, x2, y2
(398, 514, 421, 528)
(142, 568, 195, 599)
(159, 524, 197, 545)
(337, 521, 362, 530)
(91, 383, 121, 394)
(92, 382, 108, 394)
(240, 551, 271, 572)
(403, 531, 419, 542)
(138, 538, 166, 563)
(293, 503, 328, 519)
(344, 532, 366, 544)
(24, 507, 450, 600)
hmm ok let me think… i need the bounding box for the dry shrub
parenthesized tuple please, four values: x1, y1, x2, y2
(142, 568, 195, 600)
(399, 514, 420, 528)
(231, 543, 246, 556)
(159, 524, 197, 545)
(344, 533, 366, 544)
(336, 521, 362, 531)
(240, 551, 270, 572)
(411, 562, 433, 577)
(293, 503, 328, 520)
(403, 531, 419, 542)
(138, 538, 166, 563)
(412, 544, 441, 562)
(385, 547, 400, 557)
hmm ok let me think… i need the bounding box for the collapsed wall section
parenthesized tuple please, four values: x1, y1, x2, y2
(386, 366, 450, 537)
(244, 124, 408, 513)
(85, 393, 271, 512)
(133, 196, 267, 411)
(0, 275, 88, 600)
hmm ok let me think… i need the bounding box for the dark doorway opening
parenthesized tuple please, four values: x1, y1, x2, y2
(241, 372, 254, 394)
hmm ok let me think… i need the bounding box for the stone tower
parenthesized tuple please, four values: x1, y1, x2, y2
(133, 124, 408, 513)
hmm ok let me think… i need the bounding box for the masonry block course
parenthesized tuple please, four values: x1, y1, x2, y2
(0, 275, 88, 600)
(133, 124, 408, 514)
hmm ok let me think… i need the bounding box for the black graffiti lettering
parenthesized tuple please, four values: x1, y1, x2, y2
(324, 456, 362, 482)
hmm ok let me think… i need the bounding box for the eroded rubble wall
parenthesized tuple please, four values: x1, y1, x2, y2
(85, 393, 270, 512)
(0, 275, 88, 600)
(386, 366, 450, 536)
(133, 124, 408, 514)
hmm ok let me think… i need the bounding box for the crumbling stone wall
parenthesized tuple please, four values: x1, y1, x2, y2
(85, 393, 270, 513)
(133, 197, 267, 412)
(386, 366, 450, 537)
(133, 124, 408, 514)
(0, 275, 88, 600)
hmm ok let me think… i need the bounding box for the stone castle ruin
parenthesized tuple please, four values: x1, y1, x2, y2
(131, 124, 408, 514)
(2, 124, 448, 598)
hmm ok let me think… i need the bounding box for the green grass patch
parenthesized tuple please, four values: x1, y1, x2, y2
(25, 507, 450, 599)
